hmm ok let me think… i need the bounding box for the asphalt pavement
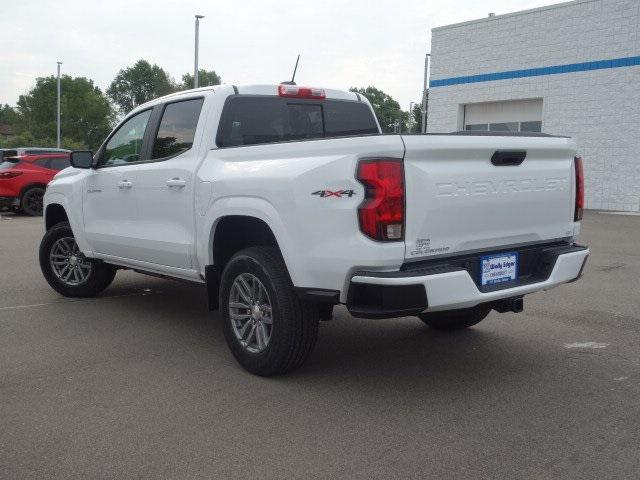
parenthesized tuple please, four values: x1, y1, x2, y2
(1, 211, 639, 479)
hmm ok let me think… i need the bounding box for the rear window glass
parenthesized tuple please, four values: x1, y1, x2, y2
(152, 98, 204, 159)
(217, 97, 378, 147)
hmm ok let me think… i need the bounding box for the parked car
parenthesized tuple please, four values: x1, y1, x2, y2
(1, 147, 70, 161)
(39, 84, 589, 375)
(0, 153, 71, 215)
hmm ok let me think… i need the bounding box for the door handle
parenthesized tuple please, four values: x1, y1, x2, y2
(491, 151, 526, 166)
(166, 178, 186, 188)
(117, 180, 133, 189)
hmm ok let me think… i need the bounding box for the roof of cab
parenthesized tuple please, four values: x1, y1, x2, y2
(127, 84, 362, 116)
(235, 84, 360, 101)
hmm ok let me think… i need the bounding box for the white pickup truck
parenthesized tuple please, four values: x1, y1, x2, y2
(40, 84, 589, 375)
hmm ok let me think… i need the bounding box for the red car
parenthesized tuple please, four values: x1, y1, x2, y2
(0, 153, 71, 216)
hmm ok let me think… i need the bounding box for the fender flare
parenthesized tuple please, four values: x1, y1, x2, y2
(43, 193, 92, 255)
(198, 195, 300, 284)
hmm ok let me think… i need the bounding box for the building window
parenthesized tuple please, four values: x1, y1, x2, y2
(520, 121, 542, 132)
(465, 124, 489, 131)
(465, 121, 542, 133)
(490, 122, 519, 132)
(463, 99, 543, 133)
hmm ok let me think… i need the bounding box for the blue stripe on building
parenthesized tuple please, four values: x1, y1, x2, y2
(430, 55, 640, 88)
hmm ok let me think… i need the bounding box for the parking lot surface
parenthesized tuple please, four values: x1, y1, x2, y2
(1, 211, 639, 479)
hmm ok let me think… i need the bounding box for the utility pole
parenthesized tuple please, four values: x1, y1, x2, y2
(194, 15, 204, 88)
(409, 101, 415, 132)
(421, 53, 430, 133)
(56, 61, 62, 148)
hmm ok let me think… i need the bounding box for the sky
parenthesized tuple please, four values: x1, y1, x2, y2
(1, 0, 565, 110)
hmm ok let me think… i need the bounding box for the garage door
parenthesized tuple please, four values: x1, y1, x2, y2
(464, 99, 542, 132)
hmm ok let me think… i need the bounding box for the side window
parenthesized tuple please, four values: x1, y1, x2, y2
(101, 109, 152, 167)
(152, 98, 204, 159)
(49, 157, 71, 171)
(34, 158, 51, 168)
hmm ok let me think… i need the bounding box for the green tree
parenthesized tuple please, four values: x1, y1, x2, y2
(0, 104, 21, 130)
(16, 75, 115, 149)
(350, 86, 407, 133)
(107, 59, 176, 113)
(410, 103, 423, 133)
(181, 69, 222, 90)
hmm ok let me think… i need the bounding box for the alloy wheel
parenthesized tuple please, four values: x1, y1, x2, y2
(49, 237, 93, 286)
(228, 273, 273, 353)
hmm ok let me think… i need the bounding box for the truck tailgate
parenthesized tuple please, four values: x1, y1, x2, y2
(401, 134, 577, 262)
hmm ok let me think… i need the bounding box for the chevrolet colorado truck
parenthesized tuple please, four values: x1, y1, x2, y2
(39, 84, 589, 375)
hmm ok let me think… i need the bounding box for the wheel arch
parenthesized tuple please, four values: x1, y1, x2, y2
(42, 192, 92, 255)
(204, 213, 295, 310)
(200, 196, 296, 273)
(45, 203, 69, 230)
(211, 215, 283, 272)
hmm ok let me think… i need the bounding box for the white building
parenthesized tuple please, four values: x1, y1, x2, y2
(427, 0, 640, 212)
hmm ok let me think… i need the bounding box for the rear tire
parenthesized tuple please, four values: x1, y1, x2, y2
(418, 304, 491, 331)
(21, 186, 45, 216)
(219, 246, 319, 376)
(39, 222, 116, 297)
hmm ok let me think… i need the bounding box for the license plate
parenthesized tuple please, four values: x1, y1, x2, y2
(480, 252, 519, 286)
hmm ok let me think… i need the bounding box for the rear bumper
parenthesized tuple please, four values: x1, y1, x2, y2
(347, 243, 589, 318)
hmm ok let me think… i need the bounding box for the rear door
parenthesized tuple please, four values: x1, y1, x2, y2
(402, 134, 576, 262)
(127, 97, 205, 269)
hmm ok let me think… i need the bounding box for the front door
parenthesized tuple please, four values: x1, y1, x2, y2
(83, 108, 152, 259)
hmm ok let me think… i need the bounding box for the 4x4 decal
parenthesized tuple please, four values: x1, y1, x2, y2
(312, 190, 356, 198)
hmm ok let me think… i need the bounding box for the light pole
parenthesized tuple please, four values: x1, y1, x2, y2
(409, 101, 415, 132)
(56, 61, 62, 148)
(421, 53, 430, 133)
(194, 15, 204, 88)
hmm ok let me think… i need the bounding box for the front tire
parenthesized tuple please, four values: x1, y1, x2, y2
(21, 186, 45, 216)
(220, 246, 319, 376)
(418, 304, 491, 331)
(39, 222, 116, 297)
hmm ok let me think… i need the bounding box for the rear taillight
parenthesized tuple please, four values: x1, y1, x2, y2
(0, 171, 22, 179)
(356, 159, 405, 241)
(574, 156, 584, 221)
(278, 84, 326, 100)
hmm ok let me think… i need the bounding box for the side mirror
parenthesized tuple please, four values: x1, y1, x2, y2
(70, 150, 94, 169)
